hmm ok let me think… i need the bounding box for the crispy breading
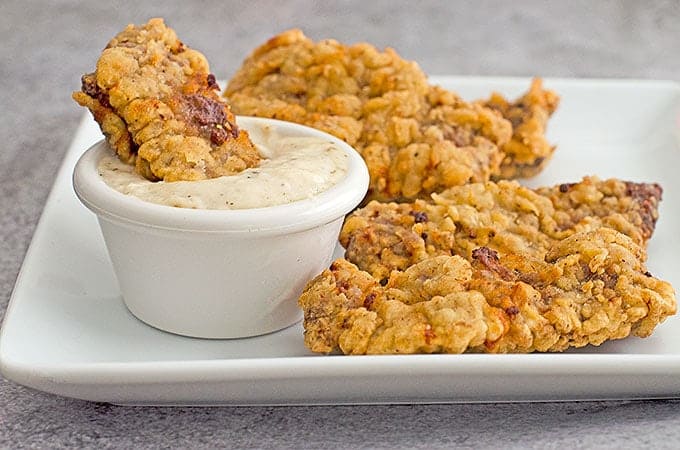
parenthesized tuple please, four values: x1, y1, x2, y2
(482, 78, 560, 179)
(299, 229, 676, 354)
(73, 18, 261, 181)
(226, 29, 551, 202)
(341, 177, 662, 281)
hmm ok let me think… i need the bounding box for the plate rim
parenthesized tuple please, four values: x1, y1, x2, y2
(2, 76, 680, 403)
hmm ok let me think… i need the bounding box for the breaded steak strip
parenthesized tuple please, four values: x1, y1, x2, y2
(226, 30, 560, 201)
(73, 18, 260, 181)
(299, 229, 676, 354)
(225, 29, 515, 202)
(482, 78, 560, 179)
(341, 177, 662, 281)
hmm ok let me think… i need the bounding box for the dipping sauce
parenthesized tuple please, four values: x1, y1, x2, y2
(98, 125, 349, 209)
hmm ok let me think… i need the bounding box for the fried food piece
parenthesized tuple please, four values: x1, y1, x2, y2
(73, 18, 261, 181)
(341, 177, 662, 281)
(226, 30, 560, 201)
(482, 78, 560, 179)
(299, 229, 676, 354)
(225, 29, 516, 202)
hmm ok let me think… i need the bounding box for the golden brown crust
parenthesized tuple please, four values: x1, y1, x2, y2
(73, 18, 261, 181)
(225, 29, 518, 202)
(340, 177, 662, 281)
(226, 30, 560, 201)
(299, 229, 676, 354)
(482, 78, 560, 179)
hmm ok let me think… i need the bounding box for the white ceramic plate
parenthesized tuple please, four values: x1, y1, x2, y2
(1, 77, 680, 405)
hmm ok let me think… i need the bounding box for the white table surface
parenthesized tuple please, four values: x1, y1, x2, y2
(2, 0, 680, 448)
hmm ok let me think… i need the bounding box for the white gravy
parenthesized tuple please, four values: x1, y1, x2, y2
(98, 125, 349, 210)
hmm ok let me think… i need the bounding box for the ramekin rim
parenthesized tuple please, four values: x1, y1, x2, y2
(72, 116, 369, 234)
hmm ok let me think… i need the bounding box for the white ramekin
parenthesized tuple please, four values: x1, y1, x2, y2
(73, 117, 369, 339)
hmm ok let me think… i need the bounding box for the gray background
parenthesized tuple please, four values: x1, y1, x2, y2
(2, 0, 680, 448)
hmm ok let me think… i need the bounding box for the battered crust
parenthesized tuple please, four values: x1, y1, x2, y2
(299, 176, 674, 354)
(300, 229, 676, 354)
(73, 18, 261, 182)
(341, 177, 662, 281)
(482, 78, 560, 179)
(226, 30, 560, 202)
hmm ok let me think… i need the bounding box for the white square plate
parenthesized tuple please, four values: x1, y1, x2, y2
(1, 77, 680, 405)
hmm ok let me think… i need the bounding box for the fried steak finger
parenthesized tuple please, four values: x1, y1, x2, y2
(225, 29, 514, 202)
(299, 229, 676, 354)
(226, 30, 561, 202)
(73, 18, 260, 182)
(341, 177, 662, 281)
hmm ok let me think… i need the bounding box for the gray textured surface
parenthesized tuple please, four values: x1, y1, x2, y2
(2, 0, 680, 448)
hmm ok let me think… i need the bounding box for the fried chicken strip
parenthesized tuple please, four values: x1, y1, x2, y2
(341, 177, 662, 281)
(482, 78, 560, 179)
(226, 29, 529, 202)
(299, 229, 676, 354)
(73, 18, 260, 181)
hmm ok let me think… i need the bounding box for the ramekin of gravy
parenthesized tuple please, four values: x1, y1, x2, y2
(73, 117, 369, 338)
